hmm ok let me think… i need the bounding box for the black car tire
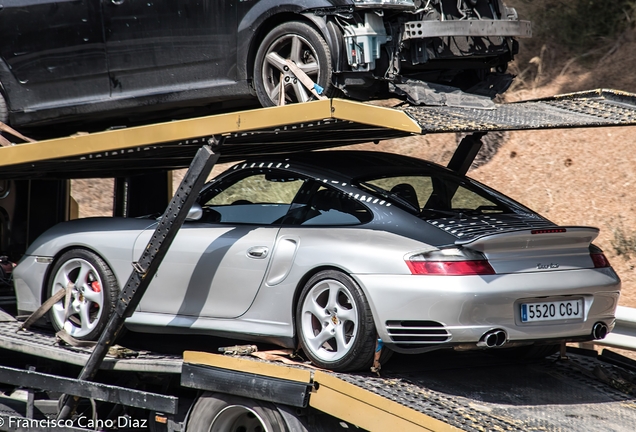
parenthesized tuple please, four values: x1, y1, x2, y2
(186, 392, 287, 432)
(0, 92, 8, 125)
(254, 21, 333, 107)
(47, 249, 119, 341)
(296, 270, 377, 371)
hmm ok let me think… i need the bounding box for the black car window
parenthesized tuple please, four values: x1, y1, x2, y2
(283, 183, 372, 226)
(200, 171, 305, 225)
(360, 173, 516, 218)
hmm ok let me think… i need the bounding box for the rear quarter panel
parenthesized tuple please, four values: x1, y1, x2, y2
(241, 227, 430, 328)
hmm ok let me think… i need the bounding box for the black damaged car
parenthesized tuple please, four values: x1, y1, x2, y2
(0, 0, 529, 130)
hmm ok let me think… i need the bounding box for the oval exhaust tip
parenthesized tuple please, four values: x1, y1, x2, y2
(495, 330, 507, 347)
(592, 322, 608, 340)
(478, 329, 507, 348)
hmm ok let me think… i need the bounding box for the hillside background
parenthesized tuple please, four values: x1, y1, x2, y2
(72, 0, 636, 308)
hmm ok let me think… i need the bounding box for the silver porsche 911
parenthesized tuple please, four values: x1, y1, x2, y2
(13, 151, 620, 371)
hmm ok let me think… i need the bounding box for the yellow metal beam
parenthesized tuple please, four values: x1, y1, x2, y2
(331, 99, 422, 134)
(0, 99, 424, 169)
(183, 352, 458, 431)
(310, 371, 460, 432)
(0, 100, 335, 168)
(183, 351, 312, 384)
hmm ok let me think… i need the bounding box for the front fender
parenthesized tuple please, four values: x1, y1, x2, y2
(237, 0, 348, 79)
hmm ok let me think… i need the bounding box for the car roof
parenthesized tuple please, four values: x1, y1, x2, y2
(255, 150, 442, 179)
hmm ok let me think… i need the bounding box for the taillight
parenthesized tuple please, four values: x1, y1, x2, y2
(406, 248, 495, 276)
(589, 245, 611, 269)
(591, 253, 610, 268)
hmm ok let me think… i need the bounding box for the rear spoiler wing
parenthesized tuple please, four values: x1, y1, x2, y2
(455, 226, 600, 253)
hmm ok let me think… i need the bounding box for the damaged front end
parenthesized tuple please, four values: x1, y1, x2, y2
(312, 0, 531, 102)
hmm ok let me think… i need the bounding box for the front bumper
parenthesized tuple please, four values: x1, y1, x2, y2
(354, 268, 620, 353)
(13, 255, 50, 314)
(402, 19, 532, 41)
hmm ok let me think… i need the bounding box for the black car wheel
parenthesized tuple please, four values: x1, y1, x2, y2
(296, 270, 377, 371)
(47, 249, 119, 340)
(186, 392, 287, 432)
(254, 21, 333, 107)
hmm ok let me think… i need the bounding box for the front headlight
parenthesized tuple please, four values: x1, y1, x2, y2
(352, 0, 416, 10)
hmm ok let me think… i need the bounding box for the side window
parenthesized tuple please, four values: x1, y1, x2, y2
(287, 184, 372, 226)
(451, 185, 496, 210)
(202, 171, 305, 224)
(366, 176, 433, 211)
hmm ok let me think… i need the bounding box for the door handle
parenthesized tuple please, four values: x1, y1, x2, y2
(111, 0, 125, 5)
(247, 246, 269, 259)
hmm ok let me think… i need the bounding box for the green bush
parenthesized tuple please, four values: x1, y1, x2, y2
(510, 0, 635, 53)
(611, 224, 636, 259)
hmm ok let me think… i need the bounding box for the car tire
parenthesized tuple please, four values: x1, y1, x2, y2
(186, 392, 288, 432)
(254, 21, 333, 107)
(47, 249, 119, 341)
(0, 92, 7, 125)
(296, 270, 377, 371)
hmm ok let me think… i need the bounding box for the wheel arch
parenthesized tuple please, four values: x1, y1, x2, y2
(291, 264, 357, 339)
(0, 55, 26, 121)
(241, 12, 342, 84)
(40, 245, 119, 306)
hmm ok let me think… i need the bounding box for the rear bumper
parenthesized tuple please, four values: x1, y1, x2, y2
(354, 267, 620, 353)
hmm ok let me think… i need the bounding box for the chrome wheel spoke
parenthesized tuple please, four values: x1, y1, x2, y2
(307, 326, 333, 352)
(298, 61, 319, 77)
(53, 273, 71, 293)
(326, 283, 340, 311)
(270, 81, 282, 103)
(334, 324, 351, 351)
(74, 261, 91, 286)
(265, 52, 287, 73)
(337, 307, 356, 323)
(307, 296, 328, 320)
(82, 286, 103, 307)
(290, 35, 303, 64)
(78, 301, 95, 332)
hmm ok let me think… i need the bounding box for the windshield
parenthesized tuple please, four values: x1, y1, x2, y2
(358, 173, 525, 218)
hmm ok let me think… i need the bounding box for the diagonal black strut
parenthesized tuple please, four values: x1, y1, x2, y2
(58, 145, 219, 419)
(447, 132, 486, 176)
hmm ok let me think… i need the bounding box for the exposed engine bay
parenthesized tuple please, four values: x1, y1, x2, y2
(312, 0, 530, 101)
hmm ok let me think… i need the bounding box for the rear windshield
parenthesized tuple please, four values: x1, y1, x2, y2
(357, 172, 530, 218)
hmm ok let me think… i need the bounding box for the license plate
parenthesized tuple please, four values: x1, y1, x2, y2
(520, 299, 583, 323)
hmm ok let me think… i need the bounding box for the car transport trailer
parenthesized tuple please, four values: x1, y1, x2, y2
(0, 92, 636, 430)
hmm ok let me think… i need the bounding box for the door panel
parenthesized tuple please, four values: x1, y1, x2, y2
(102, 0, 238, 96)
(0, 0, 109, 107)
(134, 224, 278, 319)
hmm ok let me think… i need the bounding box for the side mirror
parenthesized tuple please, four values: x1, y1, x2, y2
(186, 203, 203, 221)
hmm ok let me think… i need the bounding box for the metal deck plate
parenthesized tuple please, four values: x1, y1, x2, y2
(402, 89, 636, 133)
(0, 321, 182, 373)
(333, 349, 636, 431)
